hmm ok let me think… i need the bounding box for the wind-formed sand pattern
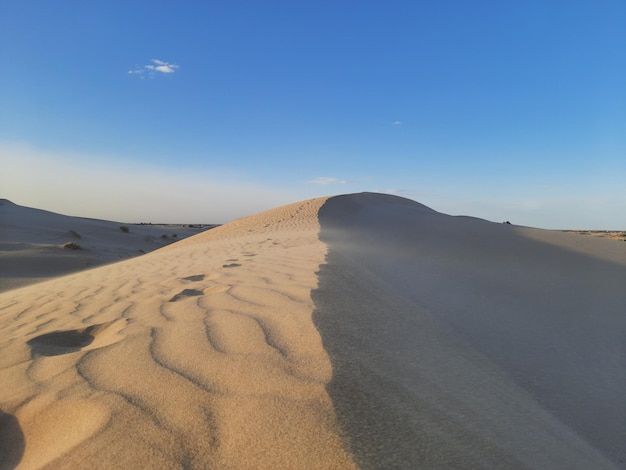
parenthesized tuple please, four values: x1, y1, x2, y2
(1, 193, 625, 469)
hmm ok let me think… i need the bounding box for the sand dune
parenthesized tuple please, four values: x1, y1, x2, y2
(0, 199, 211, 293)
(315, 193, 626, 469)
(1, 193, 624, 469)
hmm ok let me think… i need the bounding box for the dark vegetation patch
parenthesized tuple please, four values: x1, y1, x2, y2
(62, 242, 82, 250)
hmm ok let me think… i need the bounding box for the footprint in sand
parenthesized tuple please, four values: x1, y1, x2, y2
(222, 263, 241, 268)
(27, 319, 127, 357)
(180, 274, 205, 282)
(179, 273, 222, 283)
(169, 289, 205, 302)
(169, 285, 229, 303)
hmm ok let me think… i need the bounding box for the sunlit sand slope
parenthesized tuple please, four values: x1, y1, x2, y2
(0, 197, 355, 469)
(313, 192, 626, 469)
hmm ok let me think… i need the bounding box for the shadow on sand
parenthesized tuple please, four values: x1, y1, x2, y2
(312, 193, 626, 468)
(27, 328, 95, 357)
(0, 410, 25, 469)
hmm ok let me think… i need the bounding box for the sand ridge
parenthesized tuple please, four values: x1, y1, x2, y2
(2, 192, 625, 469)
(314, 193, 625, 469)
(0, 196, 355, 469)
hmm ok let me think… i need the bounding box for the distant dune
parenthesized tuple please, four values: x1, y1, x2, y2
(0, 199, 213, 292)
(0, 193, 624, 469)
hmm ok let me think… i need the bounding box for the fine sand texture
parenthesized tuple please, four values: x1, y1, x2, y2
(0, 199, 211, 293)
(314, 193, 626, 469)
(0, 197, 355, 469)
(1, 192, 625, 469)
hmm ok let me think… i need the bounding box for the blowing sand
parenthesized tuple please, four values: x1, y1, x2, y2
(1, 192, 625, 469)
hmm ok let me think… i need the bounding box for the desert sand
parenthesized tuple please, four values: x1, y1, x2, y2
(560, 230, 626, 242)
(1, 192, 625, 469)
(0, 199, 211, 293)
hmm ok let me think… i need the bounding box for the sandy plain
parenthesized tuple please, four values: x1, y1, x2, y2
(1, 193, 625, 469)
(560, 230, 626, 242)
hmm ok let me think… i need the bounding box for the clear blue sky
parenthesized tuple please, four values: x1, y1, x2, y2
(1, 1, 625, 228)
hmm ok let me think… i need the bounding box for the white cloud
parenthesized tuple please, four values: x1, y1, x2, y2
(309, 176, 347, 185)
(128, 59, 179, 77)
(384, 188, 413, 196)
(392, 121, 402, 126)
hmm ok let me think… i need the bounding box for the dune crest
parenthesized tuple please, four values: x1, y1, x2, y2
(314, 193, 625, 469)
(1, 192, 625, 469)
(0, 196, 355, 469)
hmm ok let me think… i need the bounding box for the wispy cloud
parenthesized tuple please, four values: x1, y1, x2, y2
(392, 121, 402, 126)
(309, 176, 347, 185)
(128, 59, 179, 78)
(385, 188, 412, 195)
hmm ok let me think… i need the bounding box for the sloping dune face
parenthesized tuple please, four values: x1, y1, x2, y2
(2, 192, 625, 469)
(0, 197, 356, 469)
(313, 192, 626, 469)
(0, 199, 207, 293)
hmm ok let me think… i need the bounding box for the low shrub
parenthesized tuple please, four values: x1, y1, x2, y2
(63, 242, 82, 250)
